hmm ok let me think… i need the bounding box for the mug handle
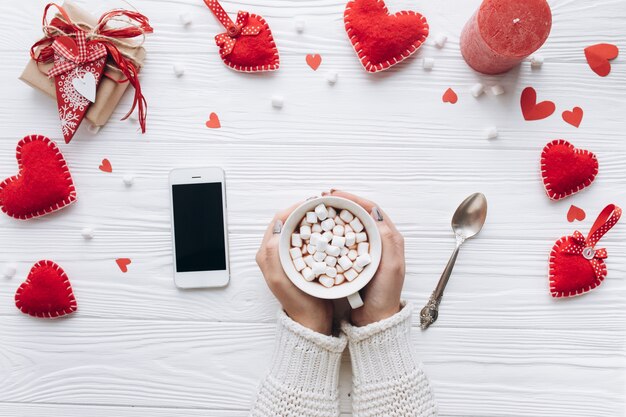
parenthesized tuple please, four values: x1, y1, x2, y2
(347, 292, 364, 309)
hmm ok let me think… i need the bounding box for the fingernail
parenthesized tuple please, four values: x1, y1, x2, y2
(372, 206, 383, 222)
(273, 219, 283, 234)
(321, 192, 328, 196)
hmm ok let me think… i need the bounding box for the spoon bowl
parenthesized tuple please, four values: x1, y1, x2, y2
(452, 193, 488, 241)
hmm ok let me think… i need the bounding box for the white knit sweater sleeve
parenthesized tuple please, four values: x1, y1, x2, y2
(341, 302, 438, 417)
(250, 310, 347, 417)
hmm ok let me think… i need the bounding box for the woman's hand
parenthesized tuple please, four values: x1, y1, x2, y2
(256, 202, 334, 335)
(324, 190, 405, 327)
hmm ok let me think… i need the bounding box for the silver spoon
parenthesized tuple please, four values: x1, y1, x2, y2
(420, 193, 488, 330)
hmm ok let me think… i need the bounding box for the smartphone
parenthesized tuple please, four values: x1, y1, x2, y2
(169, 167, 230, 288)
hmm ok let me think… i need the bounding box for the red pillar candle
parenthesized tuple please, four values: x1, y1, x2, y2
(460, 0, 552, 74)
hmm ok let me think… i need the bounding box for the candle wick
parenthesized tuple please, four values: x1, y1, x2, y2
(513, 18, 521, 24)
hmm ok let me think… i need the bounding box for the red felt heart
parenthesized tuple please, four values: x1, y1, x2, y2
(0, 135, 76, 220)
(562, 107, 583, 128)
(14, 260, 77, 318)
(549, 236, 606, 297)
(540, 140, 598, 200)
(584, 43, 619, 77)
(521, 87, 555, 121)
(206, 112, 221, 129)
(344, 0, 429, 73)
(219, 13, 279, 72)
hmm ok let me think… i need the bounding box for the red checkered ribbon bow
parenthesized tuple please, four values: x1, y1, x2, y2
(204, 0, 262, 56)
(561, 204, 622, 264)
(47, 31, 107, 78)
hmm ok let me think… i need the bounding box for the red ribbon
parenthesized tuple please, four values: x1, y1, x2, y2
(30, 3, 153, 133)
(562, 204, 622, 267)
(204, 0, 262, 56)
(48, 31, 107, 78)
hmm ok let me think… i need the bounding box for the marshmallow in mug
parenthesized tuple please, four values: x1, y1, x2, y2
(292, 204, 371, 287)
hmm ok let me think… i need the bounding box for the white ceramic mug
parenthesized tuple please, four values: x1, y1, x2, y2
(279, 196, 382, 309)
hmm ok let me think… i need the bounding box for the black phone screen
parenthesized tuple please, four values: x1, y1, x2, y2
(172, 182, 226, 272)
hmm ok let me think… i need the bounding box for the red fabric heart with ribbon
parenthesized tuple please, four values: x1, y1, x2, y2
(48, 31, 107, 143)
(541, 139, 598, 200)
(204, 0, 279, 72)
(344, 0, 429, 73)
(15, 260, 78, 318)
(549, 204, 621, 297)
(0, 135, 76, 220)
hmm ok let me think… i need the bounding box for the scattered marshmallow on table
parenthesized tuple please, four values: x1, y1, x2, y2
(470, 83, 485, 98)
(179, 12, 192, 26)
(289, 203, 371, 287)
(294, 18, 305, 33)
(490, 85, 505, 96)
(530, 54, 544, 68)
(2, 263, 17, 278)
(434, 33, 448, 48)
(271, 95, 284, 109)
(173, 63, 185, 77)
(326, 71, 338, 85)
(81, 227, 94, 240)
(485, 126, 499, 140)
(423, 57, 435, 70)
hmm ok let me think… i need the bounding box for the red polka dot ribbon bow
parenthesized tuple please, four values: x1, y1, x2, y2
(203, 0, 280, 72)
(47, 31, 107, 78)
(549, 204, 622, 298)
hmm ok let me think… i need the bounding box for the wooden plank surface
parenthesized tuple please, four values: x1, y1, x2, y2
(1, 0, 625, 416)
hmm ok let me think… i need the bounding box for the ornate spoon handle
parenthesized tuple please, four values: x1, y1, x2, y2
(420, 240, 462, 329)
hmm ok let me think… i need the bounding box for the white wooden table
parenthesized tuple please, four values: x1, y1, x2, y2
(1, 0, 625, 415)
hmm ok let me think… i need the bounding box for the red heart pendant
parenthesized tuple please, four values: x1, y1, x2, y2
(521, 87, 555, 121)
(549, 236, 606, 297)
(219, 13, 279, 72)
(0, 135, 76, 219)
(14, 260, 77, 318)
(540, 140, 598, 200)
(344, 0, 429, 73)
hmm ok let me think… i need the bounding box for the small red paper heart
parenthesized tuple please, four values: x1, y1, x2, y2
(116, 258, 132, 273)
(14, 260, 77, 318)
(218, 13, 280, 72)
(0, 135, 76, 220)
(206, 113, 221, 129)
(549, 236, 606, 297)
(562, 107, 583, 128)
(306, 54, 322, 71)
(442, 88, 458, 104)
(99, 159, 112, 173)
(584, 43, 619, 77)
(567, 205, 586, 222)
(521, 87, 555, 121)
(344, 0, 429, 73)
(541, 139, 598, 200)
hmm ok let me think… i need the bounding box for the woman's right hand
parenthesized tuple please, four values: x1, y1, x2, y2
(323, 190, 406, 327)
